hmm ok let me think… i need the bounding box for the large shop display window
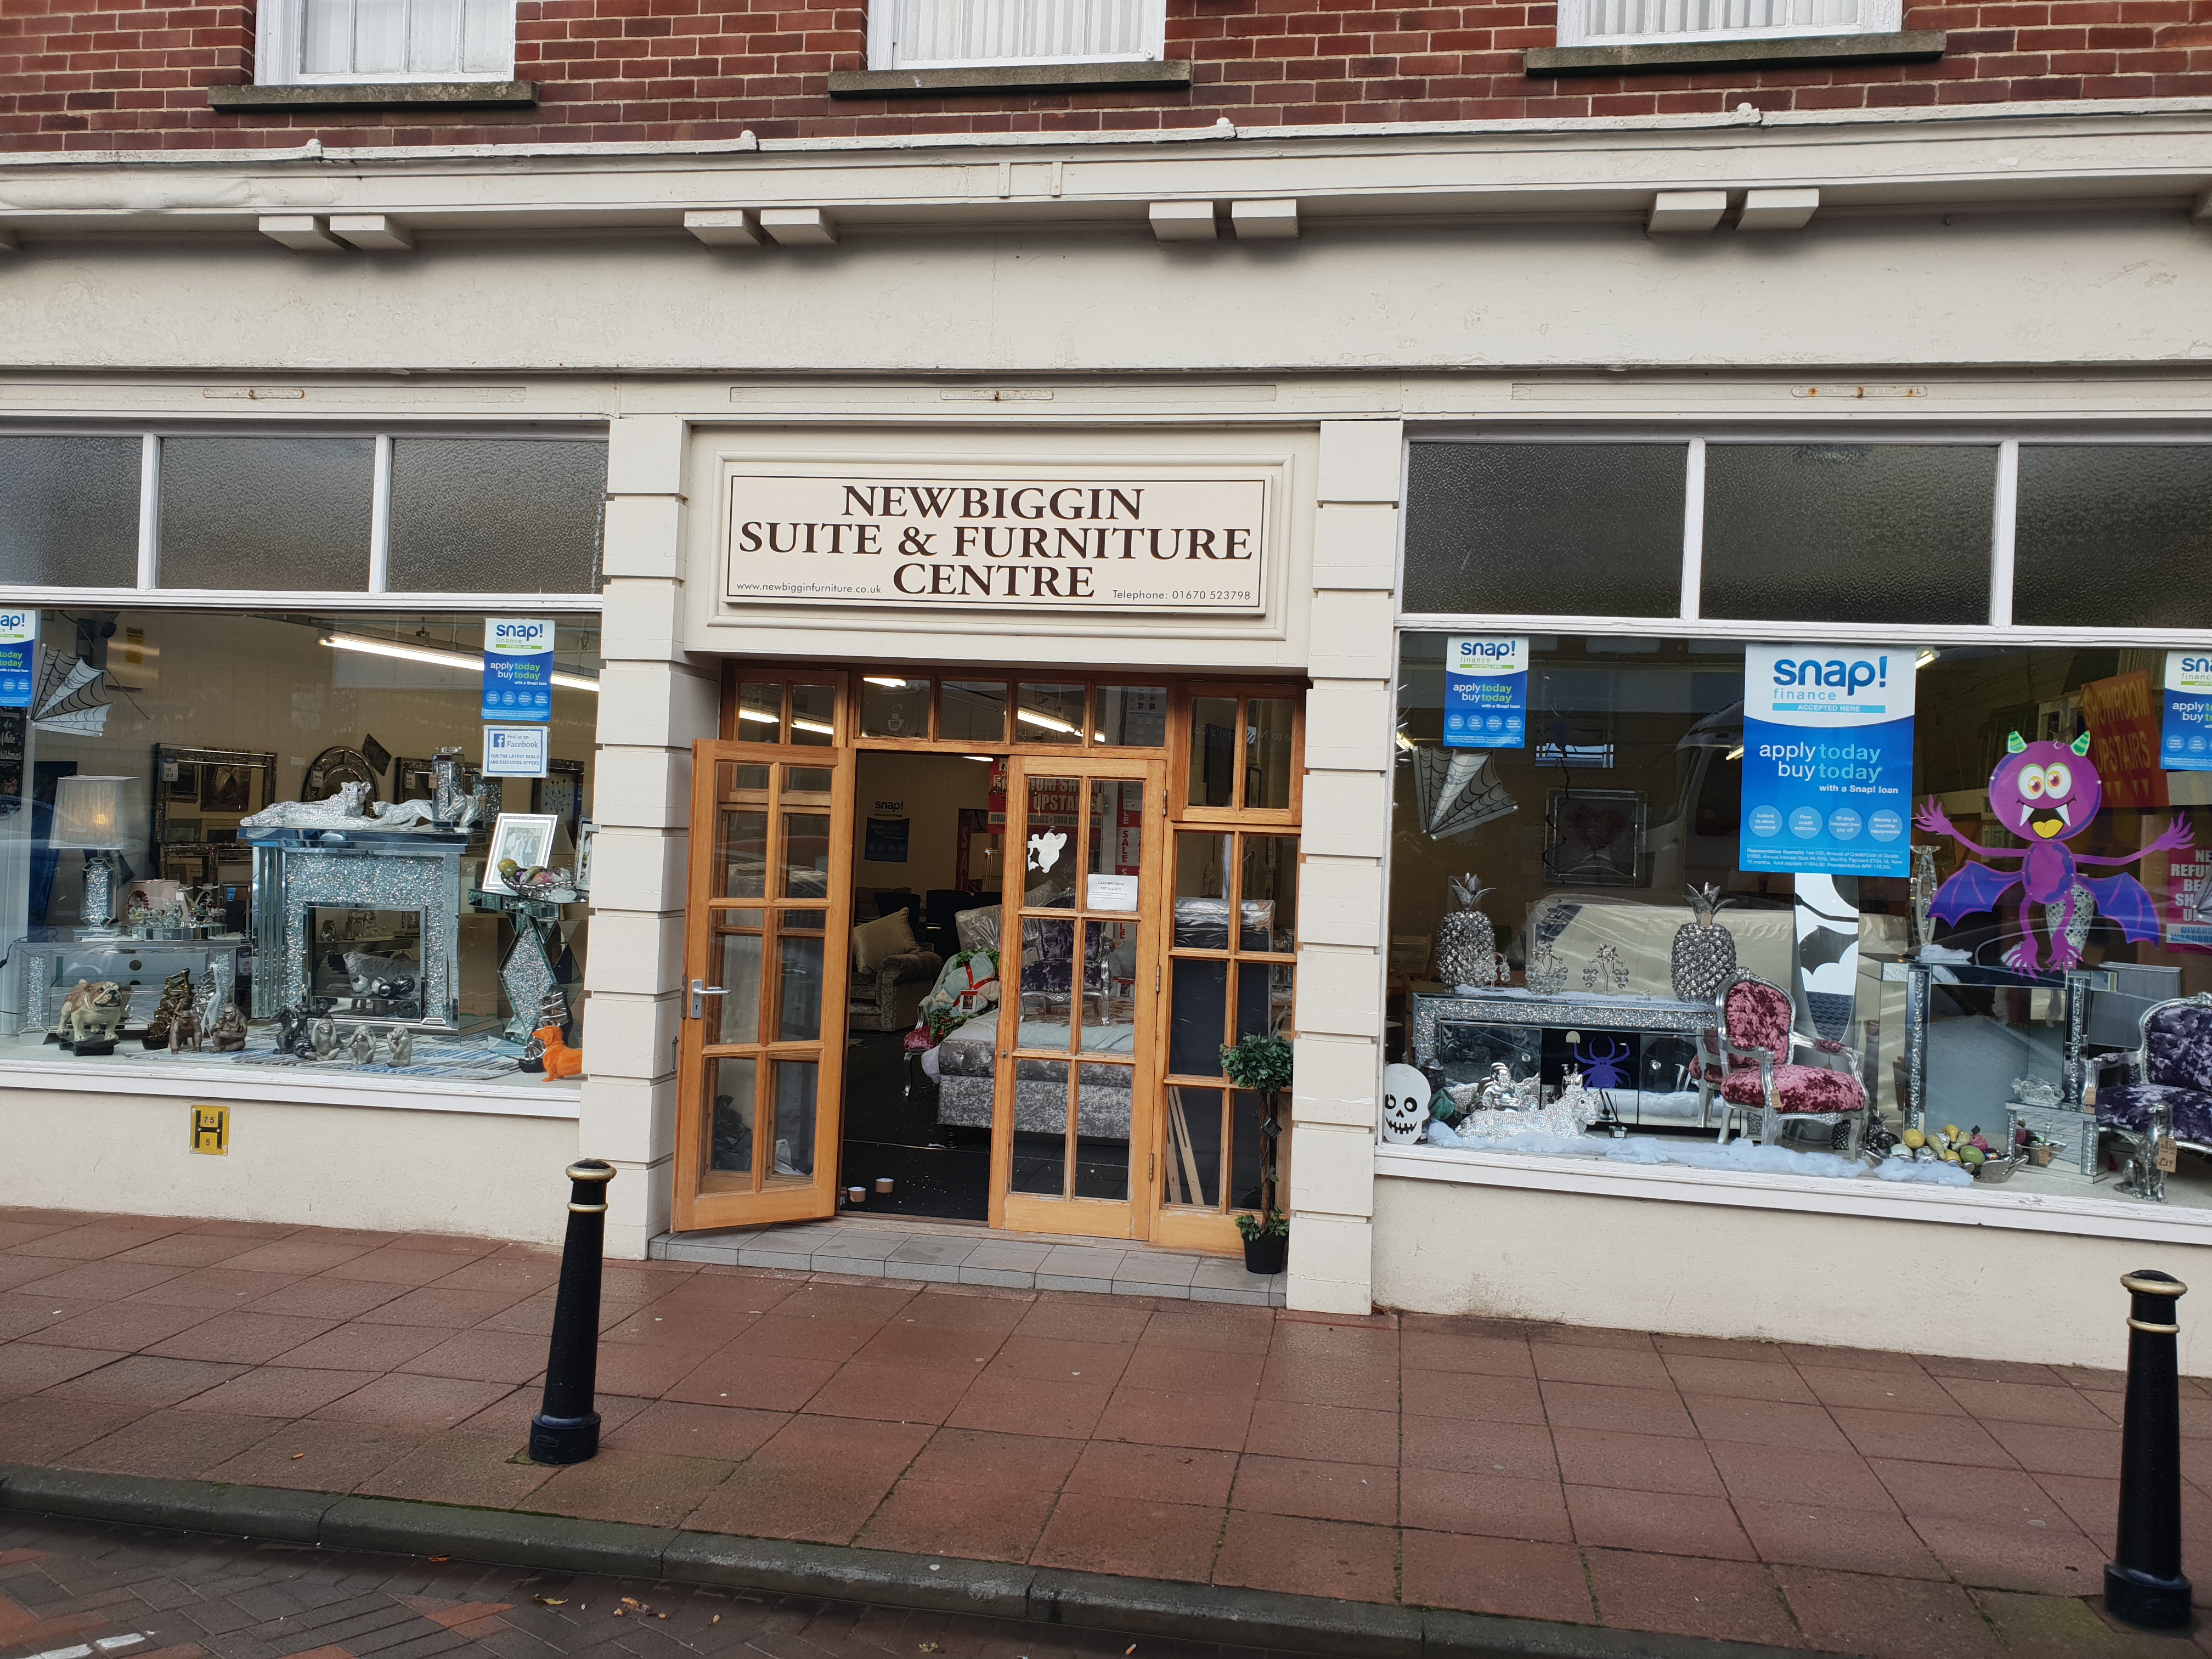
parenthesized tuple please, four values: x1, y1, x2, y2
(1390, 437, 2212, 1211)
(0, 609, 599, 1091)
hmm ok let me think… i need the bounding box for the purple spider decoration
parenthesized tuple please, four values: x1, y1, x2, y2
(1914, 729, 2193, 975)
(1571, 1036, 1634, 1090)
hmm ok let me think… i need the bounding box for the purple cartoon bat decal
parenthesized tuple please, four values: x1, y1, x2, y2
(1913, 730, 2193, 975)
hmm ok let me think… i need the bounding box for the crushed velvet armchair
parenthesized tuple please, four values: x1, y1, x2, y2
(1706, 970, 1870, 1156)
(2095, 991, 2212, 1203)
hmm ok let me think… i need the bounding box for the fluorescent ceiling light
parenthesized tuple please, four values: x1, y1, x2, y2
(864, 676, 909, 688)
(1725, 745, 1745, 761)
(1017, 708, 1079, 735)
(794, 719, 835, 735)
(1915, 648, 1940, 670)
(737, 708, 777, 723)
(965, 754, 996, 763)
(320, 631, 599, 693)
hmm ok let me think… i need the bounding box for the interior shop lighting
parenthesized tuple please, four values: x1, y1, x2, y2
(1916, 648, 1941, 669)
(319, 631, 600, 693)
(1725, 746, 1745, 761)
(1016, 708, 1080, 735)
(863, 676, 909, 688)
(733, 707, 835, 736)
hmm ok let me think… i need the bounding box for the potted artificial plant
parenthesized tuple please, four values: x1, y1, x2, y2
(1222, 1031, 1293, 1275)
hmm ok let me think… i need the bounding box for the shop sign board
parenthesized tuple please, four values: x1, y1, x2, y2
(1443, 636, 1528, 749)
(482, 725, 549, 779)
(2163, 652, 2212, 772)
(482, 618, 554, 721)
(0, 611, 35, 710)
(724, 473, 1268, 613)
(1739, 645, 1915, 879)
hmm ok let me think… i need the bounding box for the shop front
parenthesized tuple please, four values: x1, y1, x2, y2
(14, 107, 2212, 1365)
(1376, 431, 2212, 1370)
(0, 423, 608, 1240)
(663, 441, 1314, 1257)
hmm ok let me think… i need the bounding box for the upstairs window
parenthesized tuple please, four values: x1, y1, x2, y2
(867, 0, 1166, 70)
(256, 0, 517, 84)
(1555, 0, 1900, 48)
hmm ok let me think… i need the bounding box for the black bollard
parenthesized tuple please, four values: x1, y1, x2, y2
(2106, 1268, 2192, 1629)
(529, 1159, 616, 1465)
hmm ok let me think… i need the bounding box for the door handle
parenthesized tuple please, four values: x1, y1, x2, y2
(689, 979, 727, 1020)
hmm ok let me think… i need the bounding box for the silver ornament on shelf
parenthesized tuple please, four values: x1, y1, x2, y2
(1434, 874, 1505, 991)
(1670, 883, 1738, 1003)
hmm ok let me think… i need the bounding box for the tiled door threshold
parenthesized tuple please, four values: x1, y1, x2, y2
(650, 1215, 1286, 1305)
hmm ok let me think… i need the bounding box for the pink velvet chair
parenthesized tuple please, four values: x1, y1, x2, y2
(1712, 970, 1869, 1156)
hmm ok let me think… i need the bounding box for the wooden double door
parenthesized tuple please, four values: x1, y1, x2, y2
(669, 669, 1301, 1249)
(671, 738, 1166, 1239)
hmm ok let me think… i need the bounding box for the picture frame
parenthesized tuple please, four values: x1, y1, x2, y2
(484, 812, 560, 892)
(151, 745, 276, 853)
(1543, 789, 1647, 887)
(200, 763, 253, 814)
(535, 759, 587, 849)
(573, 819, 597, 895)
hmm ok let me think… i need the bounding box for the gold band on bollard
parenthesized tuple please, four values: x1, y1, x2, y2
(567, 1160, 618, 1185)
(567, 1201, 609, 1214)
(2129, 1317, 2182, 1334)
(2121, 1272, 2188, 1298)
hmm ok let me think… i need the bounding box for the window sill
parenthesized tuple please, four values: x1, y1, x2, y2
(1375, 1142, 2212, 1248)
(827, 61, 1193, 98)
(208, 81, 538, 112)
(0, 1051, 581, 1119)
(1525, 30, 1945, 75)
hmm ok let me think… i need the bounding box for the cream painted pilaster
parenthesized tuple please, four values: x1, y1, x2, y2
(584, 413, 717, 1258)
(1287, 420, 1402, 1316)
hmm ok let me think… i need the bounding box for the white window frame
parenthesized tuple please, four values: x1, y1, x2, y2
(254, 0, 517, 86)
(867, 0, 1167, 72)
(1555, 0, 1900, 49)
(0, 422, 605, 609)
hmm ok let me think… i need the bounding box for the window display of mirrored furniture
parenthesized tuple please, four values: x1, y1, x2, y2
(1408, 988, 1718, 1130)
(469, 881, 584, 1042)
(248, 826, 482, 1034)
(6, 930, 247, 1040)
(2095, 991, 2212, 1203)
(1887, 958, 2105, 1174)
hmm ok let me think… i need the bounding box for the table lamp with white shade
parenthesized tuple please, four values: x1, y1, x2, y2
(52, 775, 132, 935)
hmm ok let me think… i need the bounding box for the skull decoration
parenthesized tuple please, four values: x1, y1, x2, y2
(1380, 1063, 1432, 1144)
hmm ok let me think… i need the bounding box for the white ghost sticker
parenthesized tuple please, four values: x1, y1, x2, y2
(1028, 828, 1066, 873)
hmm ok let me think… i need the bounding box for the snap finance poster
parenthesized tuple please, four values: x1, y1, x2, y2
(2163, 651, 2212, 772)
(0, 611, 35, 710)
(1740, 645, 1915, 878)
(1443, 636, 1528, 750)
(482, 618, 554, 722)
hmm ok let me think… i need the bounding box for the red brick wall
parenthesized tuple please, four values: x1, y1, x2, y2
(5, 0, 2212, 151)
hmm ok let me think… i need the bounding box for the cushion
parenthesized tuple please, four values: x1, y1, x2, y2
(851, 908, 918, 976)
(1723, 979, 1795, 1063)
(2146, 1007, 2212, 1093)
(1721, 1062, 1866, 1115)
(2098, 1083, 2212, 1144)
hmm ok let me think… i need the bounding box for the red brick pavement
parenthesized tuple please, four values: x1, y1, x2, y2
(1, 1205, 2207, 1655)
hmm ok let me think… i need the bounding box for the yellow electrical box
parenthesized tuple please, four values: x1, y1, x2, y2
(189, 1105, 229, 1155)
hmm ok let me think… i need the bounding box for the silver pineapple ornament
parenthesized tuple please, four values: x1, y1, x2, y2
(1670, 883, 1738, 1003)
(1435, 874, 1504, 991)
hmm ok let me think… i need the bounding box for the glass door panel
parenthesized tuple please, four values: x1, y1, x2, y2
(992, 755, 1163, 1239)
(674, 730, 855, 1232)
(1155, 819, 1300, 1253)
